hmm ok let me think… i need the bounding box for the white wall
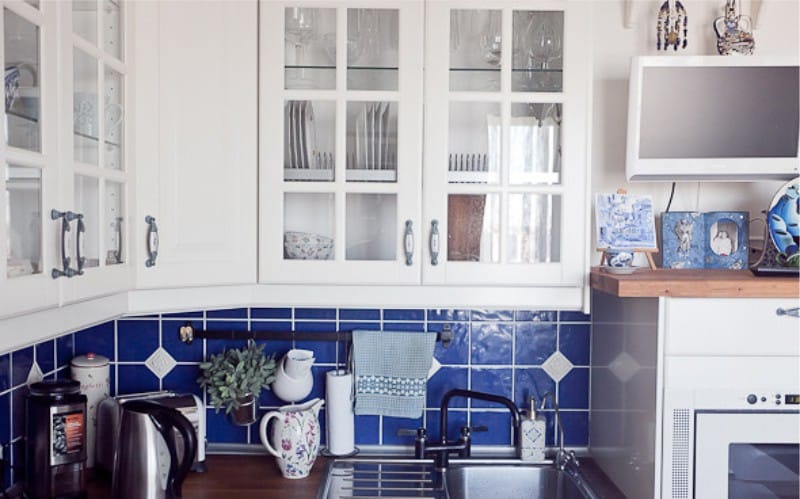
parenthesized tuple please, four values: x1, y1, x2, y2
(591, 0, 799, 261)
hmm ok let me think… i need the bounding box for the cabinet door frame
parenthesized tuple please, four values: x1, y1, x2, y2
(259, 0, 425, 285)
(59, 0, 133, 303)
(0, 0, 60, 317)
(422, 0, 591, 287)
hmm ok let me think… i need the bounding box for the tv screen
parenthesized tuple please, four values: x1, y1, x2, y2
(626, 57, 800, 181)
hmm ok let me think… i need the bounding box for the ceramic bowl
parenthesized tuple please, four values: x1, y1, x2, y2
(605, 250, 634, 268)
(284, 231, 334, 260)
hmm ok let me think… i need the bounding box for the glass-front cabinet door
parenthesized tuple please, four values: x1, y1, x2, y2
(260, 1, 424, 284)
(61, 0, 130, 302)
(0, 1, 59, 316)
(423, 1, 589, 286)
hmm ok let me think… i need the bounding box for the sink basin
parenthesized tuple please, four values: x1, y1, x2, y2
(445, 464, 591, 499)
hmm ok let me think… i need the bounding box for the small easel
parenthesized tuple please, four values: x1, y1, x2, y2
(597, 189, 659, 270)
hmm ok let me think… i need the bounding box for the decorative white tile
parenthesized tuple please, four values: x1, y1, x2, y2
(609, 352, 640, 383)
(542, 351, 573, 382)
(27, 362, 43, 385)
(145, 348, 177, 379)
(427, 357, 441, 380)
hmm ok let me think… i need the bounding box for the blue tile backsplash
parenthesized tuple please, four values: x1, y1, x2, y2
(0, 306, 590, 487)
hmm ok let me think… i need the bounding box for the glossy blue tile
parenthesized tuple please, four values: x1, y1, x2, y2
(515, 310, 557, 322)
(163, 365, 203, 398)
(305, 366, 328, 402)
(514, 368, 556, 409)
(206, 339, 247, 358)
(0, 393, 10, 444)
(471, 323, 512, 365)
(161, 310, 203, 318)
(470, 369, 512, 408)
(428, 323, 469, 365)
(0, 355, 10, 392)
(541, 411, 557, 446)
(35, 339, 55, 375)
(206, 308, 248, 319)
(11, 347, 33, 387)
(117, 365, 159, 395)
(162, 320, 203, 362)
(340, 322, 380, 332)
(118, 320, 159, 362)
(75, 322, 115, 360)
(295, 308, 336, 320)
(471, 412, 511, 445)
(470, 310, 513, 322)
(559, 311, 591, 322)
(9, 439, 23, 484)
(56, 334, 74, 368)
(354, 415, 380, 445)
(206, 409, 248, 444)
(318, 409, 327, 446)
(294, 340, 337, 364)
(258, 383, 285, 408)
(426, 368, 468, 408)
(251, 307, 292, 319)
(427, 309, 470, 322)
(382, 416, 423, 445)
(515, 323, 557, 366)
(560, 411, 589, 446)
(340, 309, 380, 321)
(294, 321, 336, 333)
(383, 309, 424, 321)
(205, 321, 249, 356)
(559, 324, 590, 366)
(11, 387, 25, 439)
(109, 367, 116, 397)
(251, 321, 293, 356)
(425, 409, 467, 442)
(558, 368, 589, 409)
(383, 322, 425, 332)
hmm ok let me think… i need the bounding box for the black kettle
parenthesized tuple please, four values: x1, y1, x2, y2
(112, 400, 197, 499)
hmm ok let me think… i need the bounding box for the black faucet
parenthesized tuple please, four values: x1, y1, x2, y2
(426, 389, 521, 469)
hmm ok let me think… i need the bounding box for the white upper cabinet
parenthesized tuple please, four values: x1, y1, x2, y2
(259, 1, 425, 285)
(0, 1, 59, 316)
(423, 1, 590, 286)
(259, 0, 591, 291)
(60, 0, 133, 303)
(134, 0, 258, 288)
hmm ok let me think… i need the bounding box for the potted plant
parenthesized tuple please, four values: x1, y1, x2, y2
(197, 340, 277, 426)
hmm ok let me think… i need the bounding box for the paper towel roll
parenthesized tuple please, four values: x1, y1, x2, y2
(326, 369, 355, 456)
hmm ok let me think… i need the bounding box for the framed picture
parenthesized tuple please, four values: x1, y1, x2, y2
(595, 193, 657, 250)
(662, 211, 749, 269)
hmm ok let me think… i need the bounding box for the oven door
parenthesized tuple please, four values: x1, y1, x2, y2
(695, 411, 799, 498)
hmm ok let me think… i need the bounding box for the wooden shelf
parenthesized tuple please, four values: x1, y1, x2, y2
(590, 268, 799, 298)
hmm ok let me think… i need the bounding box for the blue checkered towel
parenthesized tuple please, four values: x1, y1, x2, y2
(352, 330, 436, 418)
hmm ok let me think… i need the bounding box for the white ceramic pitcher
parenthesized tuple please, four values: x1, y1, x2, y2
(259, 398, 324, 479)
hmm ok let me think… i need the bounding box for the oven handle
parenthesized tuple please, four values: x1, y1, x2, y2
(776, 307, 799, 318)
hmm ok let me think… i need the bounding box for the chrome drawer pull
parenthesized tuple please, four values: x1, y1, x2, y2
(776, 307, 800, 318)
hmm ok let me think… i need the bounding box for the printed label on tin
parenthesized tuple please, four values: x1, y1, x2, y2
(52, 411, 84, 457)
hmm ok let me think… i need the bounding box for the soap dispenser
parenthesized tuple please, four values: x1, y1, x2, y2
(520, 396, 546, 461)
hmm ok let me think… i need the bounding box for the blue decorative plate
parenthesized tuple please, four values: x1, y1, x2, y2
(767, 178, 800, 267)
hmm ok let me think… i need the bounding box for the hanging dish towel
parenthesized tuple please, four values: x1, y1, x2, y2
(352, 330, 436, 418)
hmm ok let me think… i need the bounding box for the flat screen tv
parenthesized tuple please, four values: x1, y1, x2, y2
(626, 56, 800, 181)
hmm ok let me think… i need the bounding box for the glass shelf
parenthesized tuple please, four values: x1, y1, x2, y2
(73, 130, 120, 148)
(284, 65, 399, 71)
(6, 110, 39, 124)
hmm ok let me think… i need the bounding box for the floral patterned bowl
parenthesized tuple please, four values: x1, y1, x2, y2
(284, 231, 334, 260)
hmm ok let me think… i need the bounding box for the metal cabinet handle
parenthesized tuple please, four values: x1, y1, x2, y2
(404, 220, 414, 266)
(776, 307, 800, 318)
(145, 215, 159, 267)
(75, 213, 86, 275)
(429, 219, 440, 266)
(114, 217, 123, 264)
(50, 209, 78, 279)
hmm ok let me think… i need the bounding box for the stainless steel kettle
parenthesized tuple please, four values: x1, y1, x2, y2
(112, 400, 197, 499)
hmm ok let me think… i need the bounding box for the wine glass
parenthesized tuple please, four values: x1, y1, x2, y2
(479, 10, 502, 67)
(527, 16, 562, 90)
(285, 7, 317, 81)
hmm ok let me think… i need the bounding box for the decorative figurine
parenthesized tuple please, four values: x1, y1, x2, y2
(714, 0, 755, 55)
(657, 0, 688, 51)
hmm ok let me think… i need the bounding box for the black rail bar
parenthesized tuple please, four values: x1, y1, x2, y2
(178, 322, 452, 347)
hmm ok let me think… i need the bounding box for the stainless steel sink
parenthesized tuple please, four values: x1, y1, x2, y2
(318, 458, 599, 499)
(444, 464, 592, 499)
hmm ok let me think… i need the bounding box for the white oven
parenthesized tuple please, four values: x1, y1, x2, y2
(662, 357, 800, 499)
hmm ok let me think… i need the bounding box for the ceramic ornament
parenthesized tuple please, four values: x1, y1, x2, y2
(657, 0, 688, 51)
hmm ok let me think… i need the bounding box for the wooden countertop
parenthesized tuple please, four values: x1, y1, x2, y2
(590, 268, 800, 298)
(87, 454, 327, 498)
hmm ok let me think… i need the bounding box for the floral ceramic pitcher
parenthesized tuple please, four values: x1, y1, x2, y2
(259, 398, 324, 479)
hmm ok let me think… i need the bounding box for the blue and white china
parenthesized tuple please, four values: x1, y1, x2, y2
(605, 250, 634, 268)
(767, 178, 800, 267)
(4, 66, 20, 111)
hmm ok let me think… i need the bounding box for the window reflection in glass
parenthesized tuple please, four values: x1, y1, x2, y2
(5, 165, 41, 278)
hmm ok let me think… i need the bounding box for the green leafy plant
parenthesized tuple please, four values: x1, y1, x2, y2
(197, 340, 277, 414)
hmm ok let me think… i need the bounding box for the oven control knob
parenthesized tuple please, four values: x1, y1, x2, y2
(747, 394, 757, 405)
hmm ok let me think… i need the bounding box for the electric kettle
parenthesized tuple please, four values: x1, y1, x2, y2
(112, 400, 197, 499)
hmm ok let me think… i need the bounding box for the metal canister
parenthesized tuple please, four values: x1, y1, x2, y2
(70, 353, 110, 468)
